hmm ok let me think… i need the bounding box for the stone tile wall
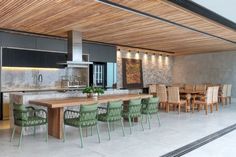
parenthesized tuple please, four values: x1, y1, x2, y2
(117, 50, 173, 89)
(1, 68, 88, 91)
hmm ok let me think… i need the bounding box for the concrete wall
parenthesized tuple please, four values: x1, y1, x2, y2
(117, 50, 173, 89)
(172, 51, 236, 97)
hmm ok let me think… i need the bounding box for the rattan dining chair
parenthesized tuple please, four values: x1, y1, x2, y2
(156, 84, 168, 110)
(11, 104, 48, 148)
(141, 97, 161, 129)
(227, 84, 232, 104)
(195, 84, 206, 92)
(184, 84, 195, 91)
(98, 100, 125, 140)
(122, 99, 144, 134)
(63, 103, 100, 148)
(193, 87, 214, 115)
(212, 86, 219, 111)
(219, 84, 228, 106)
(149, 84, 157, 95)
(167, 87, 187, 114)
(193, 84, 207, 101)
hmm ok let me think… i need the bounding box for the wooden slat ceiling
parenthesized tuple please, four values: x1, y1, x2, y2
(0, 0, 236, 55)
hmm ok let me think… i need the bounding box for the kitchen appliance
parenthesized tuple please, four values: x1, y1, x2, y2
(61, 75, 86, 88)
(58, 31, 92, 68)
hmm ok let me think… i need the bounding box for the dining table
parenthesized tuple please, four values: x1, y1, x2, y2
(29, 93, 153, 139)
(179, 90, 206, 112)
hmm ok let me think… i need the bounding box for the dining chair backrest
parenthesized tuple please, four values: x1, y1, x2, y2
(212, 86, 219, 103)
(79, 104, 98, 125)
(128, 99, 142, 117)
(195, 84, 206, 91)
(206, 87, 214, 104)
(156, 84, 167, 102)
(142, 97, 160, 113)
(227, 84, 232, 97)
(185, 84, 195, 91)
(107, 100, 123, 118)
(222, 84, 228, 97)
(149, 84, 157, 94)
(13, 103, 28, 122)
(167, 86, 180, 103)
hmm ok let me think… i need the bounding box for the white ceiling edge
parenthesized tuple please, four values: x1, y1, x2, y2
(192, 0, 236, 23)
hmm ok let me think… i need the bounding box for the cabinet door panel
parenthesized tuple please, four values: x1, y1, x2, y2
(2, 48, 66, 68)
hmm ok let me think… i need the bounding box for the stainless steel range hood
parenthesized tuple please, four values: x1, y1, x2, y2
(58, 30, 92, 68)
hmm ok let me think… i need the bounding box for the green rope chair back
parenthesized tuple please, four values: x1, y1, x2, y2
(13, 103, 28, 122)
(106, 100, 123, 121)
(128, 99, 142, 118)
(142, 97, 160, 114)
(79, 103, 98, 127)
(13, 103, 47, 127)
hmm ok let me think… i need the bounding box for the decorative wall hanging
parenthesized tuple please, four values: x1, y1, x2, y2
(122, 58, 143, 89)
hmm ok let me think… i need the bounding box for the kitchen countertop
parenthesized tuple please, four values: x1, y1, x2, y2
(1, 87, 85, 93)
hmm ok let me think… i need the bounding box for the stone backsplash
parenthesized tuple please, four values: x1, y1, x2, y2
(117, 50, 173, 89)
(1, 67, 88, 91)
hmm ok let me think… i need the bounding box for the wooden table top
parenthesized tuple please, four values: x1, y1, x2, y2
(29, 94, 153, 108)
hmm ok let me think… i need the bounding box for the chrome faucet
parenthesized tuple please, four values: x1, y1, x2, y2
(34, 73, 43, 88)
(38, 74, 43, 83)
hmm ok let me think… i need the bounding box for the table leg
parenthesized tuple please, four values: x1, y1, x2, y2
(48, 107, 63, 139)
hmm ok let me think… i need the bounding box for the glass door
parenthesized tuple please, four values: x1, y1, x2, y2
(93, 63, 106, 87)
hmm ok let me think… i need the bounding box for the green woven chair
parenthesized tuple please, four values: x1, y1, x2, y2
(63, 103, 100, 148)
(122, 99, 144, 134)
(142, 97, 161, 129)
(98, 100, 125, 140)
(10, 104, 48, 147)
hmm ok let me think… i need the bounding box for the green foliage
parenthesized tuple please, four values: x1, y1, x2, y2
(82, 86, 94, 94)
(82, 86, 104, 95)
(93, 87, 105, 95)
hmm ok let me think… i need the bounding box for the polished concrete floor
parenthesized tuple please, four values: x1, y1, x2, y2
(183, 129, 236, 157)
(1, 104, 236, 157)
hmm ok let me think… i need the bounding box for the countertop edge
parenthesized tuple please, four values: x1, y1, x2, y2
(1, 87, 85, 93)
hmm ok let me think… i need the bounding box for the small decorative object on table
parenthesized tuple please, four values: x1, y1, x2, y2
(82, 86, 104, 98)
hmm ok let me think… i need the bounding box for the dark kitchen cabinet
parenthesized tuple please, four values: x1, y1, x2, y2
(36, 37, 67, 52)
(1, 32, 36, 49)
(2, 48, 67, 68)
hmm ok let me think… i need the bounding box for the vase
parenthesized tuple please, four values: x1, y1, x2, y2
(87, 93, 98, 99)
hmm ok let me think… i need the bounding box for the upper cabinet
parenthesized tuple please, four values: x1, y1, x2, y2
(2, 48, 67, 68)
(36, 37, 67, 52)
(83, 42, 116, 63)
(1, 32, 36, 49)
(0, 31, 67, 52)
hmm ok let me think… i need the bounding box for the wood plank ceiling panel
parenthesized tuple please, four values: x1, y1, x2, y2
(110, 0, 236, 42)
(0, 0, 236, 55)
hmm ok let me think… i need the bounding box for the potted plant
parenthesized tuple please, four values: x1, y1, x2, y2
(93, 87, 105, 97)
(82, 86, 104, 98)
(82, 86, 94, 98)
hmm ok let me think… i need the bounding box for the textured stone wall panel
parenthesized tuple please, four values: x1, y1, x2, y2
(117, 50, 173, 88)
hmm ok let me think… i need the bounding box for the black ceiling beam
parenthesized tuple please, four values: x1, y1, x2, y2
(168, 0, 236, 31)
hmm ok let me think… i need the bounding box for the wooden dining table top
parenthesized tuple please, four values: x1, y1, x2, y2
(29, 94, 153, 108)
